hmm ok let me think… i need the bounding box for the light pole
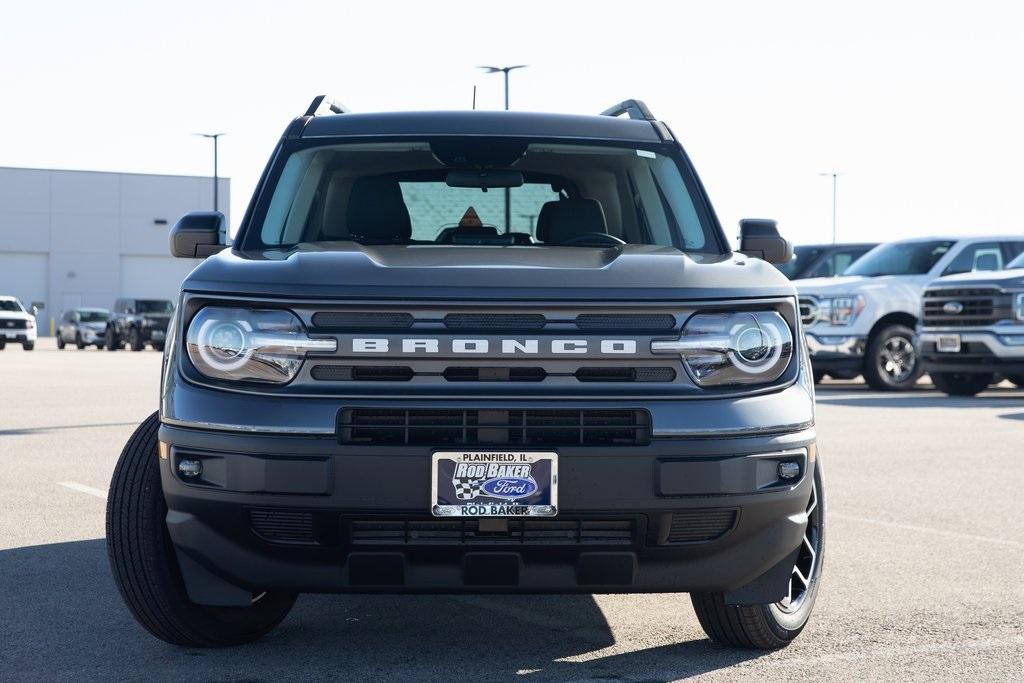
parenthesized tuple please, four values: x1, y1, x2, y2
(478, 65, 527, 232)
(819, 171, 839, 244)
(195, 133, 225, 213)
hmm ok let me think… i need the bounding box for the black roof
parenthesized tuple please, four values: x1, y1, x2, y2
(298, 110, 664, 143)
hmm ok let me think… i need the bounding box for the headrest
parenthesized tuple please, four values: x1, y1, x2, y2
(345, 176, 412, 242)
(536, 198, 608, 244)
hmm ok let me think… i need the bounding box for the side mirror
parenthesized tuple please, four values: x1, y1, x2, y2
(30, 301, 44, 316)
(738, 219, 793, 265)
(170, 212, 228, 258)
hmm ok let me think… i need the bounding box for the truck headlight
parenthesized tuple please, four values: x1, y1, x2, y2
(186, 307, 336, 384)
(652, 311, 794, 387)
(26, 319, 35, 329)
(820, 295, 865, 326)
(1015, 293, 1024, 321)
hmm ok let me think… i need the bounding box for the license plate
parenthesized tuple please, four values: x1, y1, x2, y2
(431, 451, 558, 517)
(936, 334, 961, 353)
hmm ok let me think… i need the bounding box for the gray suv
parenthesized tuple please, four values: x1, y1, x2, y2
(57, 308, 110, 349)
(106, 97, 824, 650)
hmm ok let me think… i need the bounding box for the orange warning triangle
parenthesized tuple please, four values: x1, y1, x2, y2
(459, 207, 483, 228)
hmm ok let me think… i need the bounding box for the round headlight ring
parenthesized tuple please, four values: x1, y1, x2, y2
(196, 317, 254, 372)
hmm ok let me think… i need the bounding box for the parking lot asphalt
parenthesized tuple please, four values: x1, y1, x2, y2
(1, 338, 1022, 681)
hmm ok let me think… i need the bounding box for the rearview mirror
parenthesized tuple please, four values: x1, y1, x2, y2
(170, 212, 228, 258)
(738, 219, 793, 265)
(446, 170, 524, 189)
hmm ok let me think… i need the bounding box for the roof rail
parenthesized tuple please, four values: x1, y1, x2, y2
(600, 99, 656, 121)
(304, 95, 352, 117)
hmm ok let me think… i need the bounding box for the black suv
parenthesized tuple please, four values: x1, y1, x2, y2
(775, 242, 877, 280)
(107, 97, 824, 650)
(104, 298, 174, 351)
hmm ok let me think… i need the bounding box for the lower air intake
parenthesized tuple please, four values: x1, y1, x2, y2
(665, 509, 737, 543)
(250, 509, 317, 545)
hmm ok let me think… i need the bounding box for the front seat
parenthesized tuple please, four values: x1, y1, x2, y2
(536, 198, 608, 244)
(345, 176, 412, 243)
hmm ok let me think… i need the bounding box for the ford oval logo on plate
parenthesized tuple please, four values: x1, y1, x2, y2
(480, 477, 538, 500)
(943, 301, 964, 314)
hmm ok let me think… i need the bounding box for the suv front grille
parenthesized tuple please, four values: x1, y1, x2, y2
(348, 519, 636, 546)
(922, 287, 1011, 327)
(338, 408, 651, 446)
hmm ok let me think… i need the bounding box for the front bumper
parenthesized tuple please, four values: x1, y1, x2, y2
(0, 329, 35, 342)
(159, 422, 816, 601)
(919, 328, 1024, 374)
(804, 332, 866, 372)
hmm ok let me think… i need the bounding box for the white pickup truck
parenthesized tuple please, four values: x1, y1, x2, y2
(796, 236, 1024, 390)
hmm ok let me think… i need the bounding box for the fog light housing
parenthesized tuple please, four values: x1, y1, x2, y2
(777, 461, 800, 480)
(178, 458, 203, 478)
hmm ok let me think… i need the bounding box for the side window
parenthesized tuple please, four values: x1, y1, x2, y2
(942, 242, 1003, 275)
(832, 250, 862, 276)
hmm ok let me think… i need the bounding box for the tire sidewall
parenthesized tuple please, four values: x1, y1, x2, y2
(865, 324, 921, 390)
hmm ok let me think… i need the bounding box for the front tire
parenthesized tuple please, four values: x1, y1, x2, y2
(1006, 374, 1024, 388)
(691, 462, 825, 649)
(863, 324, 922, 391)
(107, 413, 296, 647)
(930, 371, 993, 397)
(105, 327, 119, 351)
(128, 327, 144, 352)
(22, 341, 34, 351)
(75, 332, 86, 350)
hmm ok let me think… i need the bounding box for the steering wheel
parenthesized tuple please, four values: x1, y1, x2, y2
(558, 232, 627, 246)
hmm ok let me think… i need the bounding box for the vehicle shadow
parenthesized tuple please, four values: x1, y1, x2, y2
(0, 421, 140, 436)
(0, 540, 765, 681)
(815, 384, 1022, 409)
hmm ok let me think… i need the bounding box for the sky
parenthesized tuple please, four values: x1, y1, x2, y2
(1, 0, 1022, 247)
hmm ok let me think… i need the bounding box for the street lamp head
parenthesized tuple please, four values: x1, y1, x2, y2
(194, 132, 226, 139)
(477, 65, 528, 74)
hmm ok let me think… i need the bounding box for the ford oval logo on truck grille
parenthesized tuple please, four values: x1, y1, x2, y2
(943, 301, 964, 314)
(481, 477, 538, 500)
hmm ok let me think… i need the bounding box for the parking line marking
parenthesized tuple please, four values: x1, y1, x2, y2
(832, 513, 1022, 548)
(58, 481, 108, 501)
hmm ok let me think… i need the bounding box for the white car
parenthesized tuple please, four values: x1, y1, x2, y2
(0, 296, 38, 351)
(797, 236, 1024, 390)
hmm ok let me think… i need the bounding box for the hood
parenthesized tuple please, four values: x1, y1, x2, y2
(181, 244, 796, 301)
(795, 275, 866, 295)
(81, 321, 107, 331)
(928, 268, 1024, 289)
(796, 273, 930, 297)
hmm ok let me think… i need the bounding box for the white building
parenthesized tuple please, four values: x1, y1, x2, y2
(0, 166, 229, 334)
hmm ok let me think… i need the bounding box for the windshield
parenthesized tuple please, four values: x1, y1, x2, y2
(775, 246, 824, 279)
(845, 241, 954, 277)
(0, 299, 24, 313)
(245, 139, 722, 252)
(79, 310, 109, 323)
(136, 300, 173, 314)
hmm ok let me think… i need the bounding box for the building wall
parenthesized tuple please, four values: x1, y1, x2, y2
(0, 167, 229, 333)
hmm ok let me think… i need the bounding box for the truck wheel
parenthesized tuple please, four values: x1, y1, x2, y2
(930, 372, 994, 397)
(75, 332, 86, 350)
(863, 324, 922, 391)
(105, 328, 119, 351)
(1006, 374, 1024, 388)
(128, 328, 144, 352)
(23, 341, 35, 351)
(691, 463, 825, 649)
(107, 413, 296, 647)
(57, 334, 66, 349)
(0, 340, 5, 350)
(812, 370, 825, 384)
(152, 342, 165, 352)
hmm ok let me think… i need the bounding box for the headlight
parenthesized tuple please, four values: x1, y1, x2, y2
(26, 319, 35, 329)
(652, 310, 794, 387)
(186, 307, 336, 384)
(820, 295, 865, 326)
(1015, 293, 1024, 321)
